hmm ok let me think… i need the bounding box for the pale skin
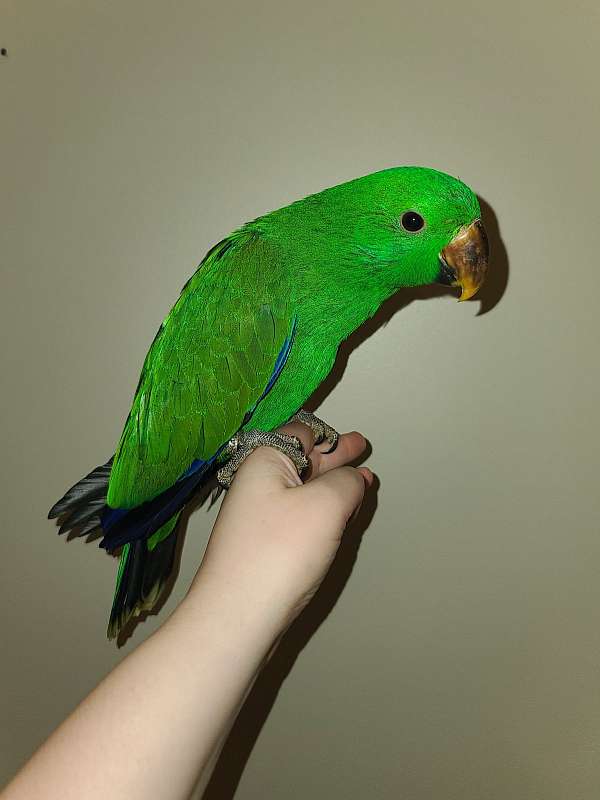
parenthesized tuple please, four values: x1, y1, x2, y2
(2, 422, 373, 800)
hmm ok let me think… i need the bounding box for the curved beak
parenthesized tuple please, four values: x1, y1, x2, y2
(438, 219, 490, 301)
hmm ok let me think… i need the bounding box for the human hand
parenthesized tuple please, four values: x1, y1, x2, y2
(2, 423, 372, 800)
(189, 422, 373, 640)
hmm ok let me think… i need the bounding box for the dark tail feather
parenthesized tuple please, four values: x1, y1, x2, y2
(49, 458, 114, 534)
(50, 457, 181, 640)
(57, 497, 107, 535)
(107, 523, 179, 640)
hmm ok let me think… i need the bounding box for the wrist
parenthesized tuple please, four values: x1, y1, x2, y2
(176, 565, 290, 659)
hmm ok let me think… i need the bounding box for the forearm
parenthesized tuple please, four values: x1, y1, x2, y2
(3, 570, 282, 800)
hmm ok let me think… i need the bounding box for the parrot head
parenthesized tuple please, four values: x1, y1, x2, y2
(343, 166, 490, 302)
(258, 166, 489, 308)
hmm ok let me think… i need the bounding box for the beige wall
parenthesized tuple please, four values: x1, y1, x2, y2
(2, 1, 599, 797)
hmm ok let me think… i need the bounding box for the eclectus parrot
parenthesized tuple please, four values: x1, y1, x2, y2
(49, 167, 489, 639)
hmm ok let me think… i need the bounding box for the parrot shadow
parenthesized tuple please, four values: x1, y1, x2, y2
(475, 196, 509, 317)
(305, 196, 507, 412)
(201, 468, 379, 800)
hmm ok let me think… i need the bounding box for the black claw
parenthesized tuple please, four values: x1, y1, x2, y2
(321, 438, 339, 455)
(290, 410, 339, 455)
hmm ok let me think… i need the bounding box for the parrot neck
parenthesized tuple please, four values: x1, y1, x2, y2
(250, 193, 436, 343)
(296, 262, 399, 345)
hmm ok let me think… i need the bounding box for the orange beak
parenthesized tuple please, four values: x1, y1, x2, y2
(438, 219, 490, 301)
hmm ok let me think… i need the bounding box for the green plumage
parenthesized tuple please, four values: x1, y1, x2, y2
(50, 166, 482, 639)
(107, 232, 293, 508)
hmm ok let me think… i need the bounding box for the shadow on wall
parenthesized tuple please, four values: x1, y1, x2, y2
(476, 197, 509, 316)
(202, 198, 508, 799)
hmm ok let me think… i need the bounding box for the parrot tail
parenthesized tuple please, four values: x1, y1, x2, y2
(107, 515, 180, 640)
(48, 457, 114, 537)
(49, 460, 181, 640)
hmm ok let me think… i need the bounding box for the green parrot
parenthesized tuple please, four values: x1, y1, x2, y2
(49, 166, 489, 639)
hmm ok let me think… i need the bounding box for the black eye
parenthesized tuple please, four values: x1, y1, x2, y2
(401, 211, 425, 232)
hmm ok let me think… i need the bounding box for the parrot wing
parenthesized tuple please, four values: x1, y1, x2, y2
(106, 232, 294, 514)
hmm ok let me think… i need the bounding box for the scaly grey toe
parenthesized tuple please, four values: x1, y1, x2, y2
(216, 429, 310, 489)
(290, 409, 339, 453)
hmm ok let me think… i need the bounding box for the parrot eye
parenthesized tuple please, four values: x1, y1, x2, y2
(401, 211, 425, 232)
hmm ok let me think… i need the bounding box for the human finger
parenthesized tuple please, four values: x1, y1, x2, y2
(309, 431, 368, 478)
(303, 465, 367, 524)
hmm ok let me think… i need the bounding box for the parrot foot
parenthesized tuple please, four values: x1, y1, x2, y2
(290, 409, 339, 454)
(216, 430, 309, 489)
